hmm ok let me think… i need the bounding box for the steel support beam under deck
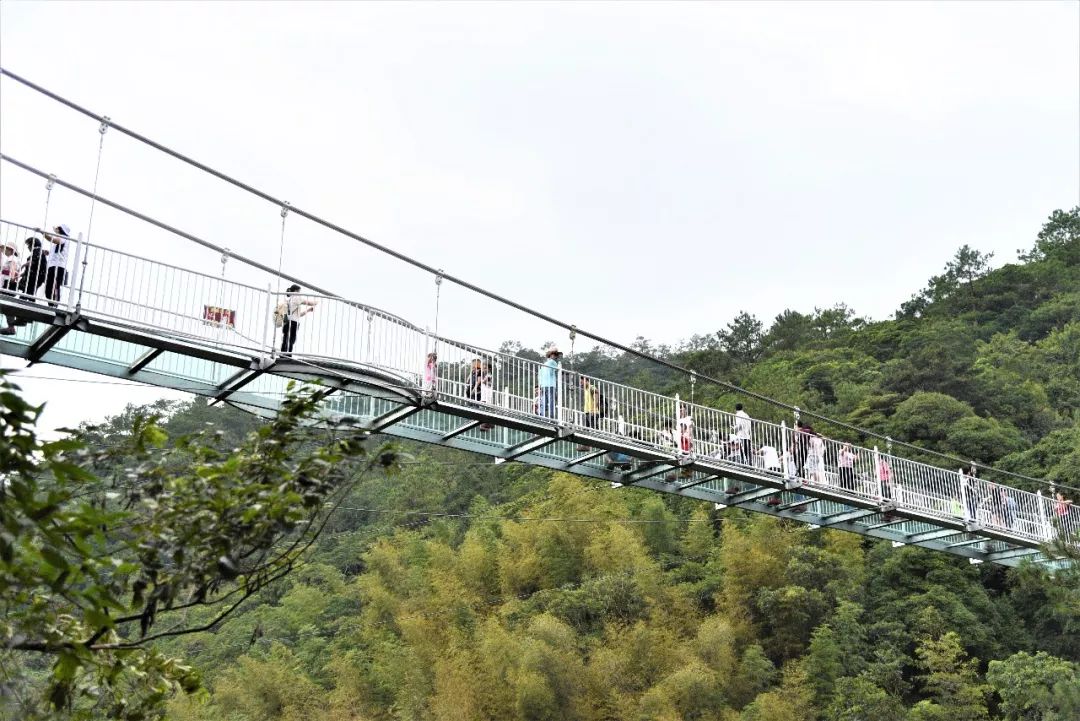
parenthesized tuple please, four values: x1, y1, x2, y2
(501, 432, 565, 460)
(906, 528, 965, 544)
(442, 420, 482, 440)
(566, 449, 607, 467)
(821, 507, 879, 526)
(618, 463, 677, 486)
(984, 547, 1043, 563)
(722, 486, 783, 506)
(127, 347, 165, 375)
(948, 537, 988, 548)
(26, 313, 85, 363)
(365, 403, 426, 433)
(677, 474, 724, 491)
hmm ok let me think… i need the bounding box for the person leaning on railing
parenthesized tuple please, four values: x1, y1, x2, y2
(276, 284, 317, 353)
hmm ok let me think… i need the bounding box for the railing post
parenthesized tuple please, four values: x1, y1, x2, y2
(262, 284, 273, 354)
(958, 468, 971, 523)
(780, 421, 789, 479)
(67, 232, 84, 311)
(1036, 490, 1051, 541)
(873, 446, 884, 501)
(503, 385, 510, 446)
(674, 393, 681, 453)
(365, 311, 374, 365)
(556, 362, 564, 424)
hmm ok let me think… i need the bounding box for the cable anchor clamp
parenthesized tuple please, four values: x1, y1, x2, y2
(435, 269, 443, 287)
(569, 325, 577, 343)
(793, 406, 801, 422)
(45, 174, 56, 191)
(99, 116, 111, 135)
(280, 201, 290, 219)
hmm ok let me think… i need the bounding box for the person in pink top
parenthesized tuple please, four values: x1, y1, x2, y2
(423, 352, 438, 394)
(1055, 491, 1074, 538)
(878, 456, 893, 500)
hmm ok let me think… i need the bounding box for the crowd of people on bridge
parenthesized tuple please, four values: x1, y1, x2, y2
(1, 224, 73, 335)
(421, 346, 1074, 540)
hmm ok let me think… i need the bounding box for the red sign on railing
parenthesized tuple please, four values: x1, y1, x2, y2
(202, 305, 236, 328)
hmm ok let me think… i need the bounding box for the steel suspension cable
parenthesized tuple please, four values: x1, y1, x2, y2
(0, 153, 339, 299)
(79, 117, 110, 308)
(40, 174, 54, 233)
(0, 68, 1061, 490)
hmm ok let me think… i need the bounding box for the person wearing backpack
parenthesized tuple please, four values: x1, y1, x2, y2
(276, 284, 317, 353)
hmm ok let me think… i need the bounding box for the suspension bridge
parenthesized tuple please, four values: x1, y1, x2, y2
(1, 68, 1076, 572)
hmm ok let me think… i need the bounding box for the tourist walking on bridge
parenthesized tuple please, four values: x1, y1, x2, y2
(424, 352, 438, 395)
(793, 419, 813, 476)
(277, 284, 317, 353)
(581, 377, 601, 429)
(804, 431, 826, 484)
(1, 237, 47, 336)
(467, 358, 483, 402)
(43, 224, 71, 307)
(678, 404, 694, 454)
(1055, 492, 1074, 539)
(1, 240, 20, 292)
(538, 347, 562, 419)
(18, 236, 47, 298)
(838, 443, 858, 491)
(734, 404, 752, 464)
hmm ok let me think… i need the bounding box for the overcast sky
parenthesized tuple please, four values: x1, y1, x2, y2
(1, 1, 1078, 434)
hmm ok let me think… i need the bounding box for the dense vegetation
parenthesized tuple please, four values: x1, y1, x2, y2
(2, 208, 1078, 720)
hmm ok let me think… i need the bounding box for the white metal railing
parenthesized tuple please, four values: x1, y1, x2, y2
(1, 217, 1076, 553)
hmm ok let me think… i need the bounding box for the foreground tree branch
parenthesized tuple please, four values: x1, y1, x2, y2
(0, 372, 398, 719)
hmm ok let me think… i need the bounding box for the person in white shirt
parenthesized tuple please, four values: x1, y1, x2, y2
(734, 404, 753, 464)
(782, 448, 798, 480)
(43, 224, 71, 307)
(1, 240, 20, 292)
(278, 284, 317, 353)
(758, 445, 781, 473)
(804, 432, 826, 484)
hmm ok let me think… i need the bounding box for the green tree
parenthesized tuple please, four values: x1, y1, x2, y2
(0, 373, 395, 720)
(888, 391, 974, 443)
(727, 644, 777, 709)
(986, 651, 1080, 721)
(1019, 207, 1080, 265)
(908, 632, 989, 721)
(719, 311, 765, 367)
(827, 675, 905, 721)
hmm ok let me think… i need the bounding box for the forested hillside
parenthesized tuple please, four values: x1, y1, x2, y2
(3, 210, 1077, 721)
(158, 207, 1078, 721)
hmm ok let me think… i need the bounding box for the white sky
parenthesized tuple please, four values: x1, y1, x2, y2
(1, 0, 1078, 434)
